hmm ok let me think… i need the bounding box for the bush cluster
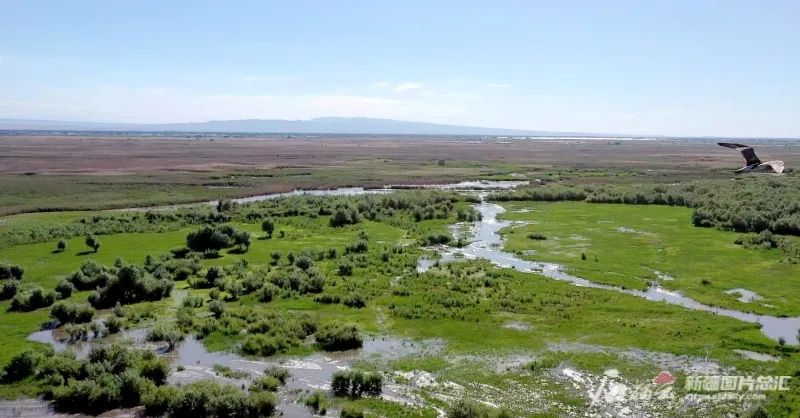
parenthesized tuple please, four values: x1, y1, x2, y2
(144, 253, 202, 281)
(331, 370, 382, 398)
(0, 263, 24, 280)
(146, 324, 184, 350)
(50, 301, 95, 324)
(10, 287, 57, 311)
(85, 260, 173, 308)
(186, 225, 251, 256)
(67, 260, 113, 290)
(0, 280, 18, 300)
(142, 380, 276, 417)
(315, 322, 363, 351)
(329, 206, 361, 227)
(1, 344, 170, 415)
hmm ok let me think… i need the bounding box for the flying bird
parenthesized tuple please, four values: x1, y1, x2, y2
(718, 143, 785, 174)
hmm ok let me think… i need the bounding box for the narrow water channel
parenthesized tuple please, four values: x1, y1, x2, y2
(422, 200, 800, 344)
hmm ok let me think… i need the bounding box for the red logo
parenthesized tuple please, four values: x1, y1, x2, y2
(653, 371, 676, 385)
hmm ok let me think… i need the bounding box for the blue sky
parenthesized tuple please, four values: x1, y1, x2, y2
(0, 1, 798, 136)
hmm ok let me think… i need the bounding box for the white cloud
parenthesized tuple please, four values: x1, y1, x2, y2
(370, 80, 391, 88)
(393, 82, 424, 93)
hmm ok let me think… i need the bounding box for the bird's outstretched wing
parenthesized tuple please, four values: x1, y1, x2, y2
(718, 142, 761, 165)
(718, 142, 750, 149)
(762, 161, 785, 174)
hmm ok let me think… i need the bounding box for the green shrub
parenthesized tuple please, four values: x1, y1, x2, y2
(0, 263, 24, 280)
(85, 235, 101, 252)
(181, 294, 204, 308)
(340, 404, 365, 418)
(261, 219, 275, 238)
(316, 323, 363, 351)
(338, 262, 354, 276)
(63, 323, 90, 341)
(331, 370, 382, 398)
(104, 316, 124, 334)
(0, 280, 18, 300)
(143, 380, 276, 417)
(345, 240, 369, 254)
(257, 283, 279, 302)
(330, 207, 361, 227)
(314, 293, 341, 304)
(241, 334, 280, 357)
(10, 287, 57, 311)
(425, 233, 452, 245)
(250, 375, 281, 392)
(295, 256, 314, 270)
(342, 293, 366, 308)
(208, 299, 226, 318)
(55, 279, 75, 298)
(36, 352, 81, 389)
(50, 301, 95, 324)
(264, 366, 290, 384)
(140, 358, 171, 385)
(89, 262, 173, 308)
(447, 400, 491, 418)
(1, 349, 41, 382)
(146, 324, 184, 351)
(213, 364, 249, 380)
(269, 251, 281, 265)
(67, 260, 111, 290)
(303, 390, 328, 414)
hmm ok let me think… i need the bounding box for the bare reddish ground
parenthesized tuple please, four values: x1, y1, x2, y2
(1, 135, 798, 174)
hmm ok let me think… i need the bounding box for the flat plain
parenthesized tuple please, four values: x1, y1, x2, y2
(0, 134, 798, 417)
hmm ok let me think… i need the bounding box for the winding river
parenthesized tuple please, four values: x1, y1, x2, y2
(422, 199, 800, 344)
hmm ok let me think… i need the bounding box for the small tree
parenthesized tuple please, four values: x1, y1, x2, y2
(217, 198, 233, 212)
(186, 226, 231, 256)
(270, 251, 281, 265)
(57, 239, 67, 252)
(261, 219, 275, 238)
(233, 230, 252, 252)
(146, 324, 184, 351)
(209, 300, 226, 318)
(0, 263, 24, 281)
(85, 235, 100, 253)
(1, 350, 40, 382)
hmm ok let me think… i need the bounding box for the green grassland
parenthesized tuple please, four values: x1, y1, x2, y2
(0, 194, 798, 416)
(500, 201, 800, 316)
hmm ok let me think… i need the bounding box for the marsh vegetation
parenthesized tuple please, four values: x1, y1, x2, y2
(1, 160, 799, 416)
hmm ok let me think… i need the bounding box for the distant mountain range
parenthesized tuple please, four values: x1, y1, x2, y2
(0, 117, 608, 136)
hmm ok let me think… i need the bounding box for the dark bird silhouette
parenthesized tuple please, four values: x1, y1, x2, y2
(718, 143, 785, 174)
